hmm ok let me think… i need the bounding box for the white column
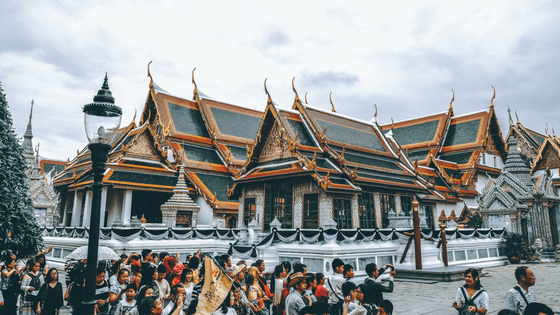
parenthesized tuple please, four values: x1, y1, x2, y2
(82, 190, 93, 227)
(71, 191, 83, 227)
(99, 187, 108, 227)
(122, 190, 133, 225)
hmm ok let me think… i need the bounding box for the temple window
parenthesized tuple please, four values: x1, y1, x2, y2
(401, 196, 412, 216)
(302, 194, 319, 229)
(244, 198, 256, 227)
(264, 181, 293, 231)
(333, 199, 352, 229)
(359, 192, 376, 229)
(423, 205, 434, 229)
(380, 194, 395, 228)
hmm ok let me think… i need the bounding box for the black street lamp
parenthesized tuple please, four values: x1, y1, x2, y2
(82, 73, 122, 315)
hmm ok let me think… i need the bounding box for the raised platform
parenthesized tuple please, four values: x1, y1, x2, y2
(395, 265, 484, 282)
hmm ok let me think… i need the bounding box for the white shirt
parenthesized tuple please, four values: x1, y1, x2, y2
(455, 287, 489, 311)
(505, 284, 537, 314)
(162, 301, 185, 315)
(273, 278, 284, 306)
(326, 273, 345, 304)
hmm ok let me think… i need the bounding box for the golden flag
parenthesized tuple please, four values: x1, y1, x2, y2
(194, 256, 233, 315)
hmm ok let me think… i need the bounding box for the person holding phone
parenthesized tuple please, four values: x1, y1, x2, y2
(363, 263, 395, 307)
(162, 285, 186, 315)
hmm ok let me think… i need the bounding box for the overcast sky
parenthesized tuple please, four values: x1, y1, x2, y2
(1, 1, 559, 161)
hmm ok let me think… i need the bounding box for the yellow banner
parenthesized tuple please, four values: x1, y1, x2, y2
(194, 256, 233, 315)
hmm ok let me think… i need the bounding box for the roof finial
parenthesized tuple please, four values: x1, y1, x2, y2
(132, 108, 137, 125)
(292, 77, 300, 103)
(330, 92, 335, 112)
(30, 99, 34, 119)
(374, 104, 377, 117)
(450, 89, 454, 109)
(192, 67, 198, 96)
(490, 86, 496, 108)
(147, 61, 153, 88)
(391, 118, 394, 130)
(515, 109, 520, 124)
(553, 127, 556, 137)
(264, 78, 273, 106)
(304, 92, 308, 104)
(545, 123, 549, 136)
(508, 106, 513, 126)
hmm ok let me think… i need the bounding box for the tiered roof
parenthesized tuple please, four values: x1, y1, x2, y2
(380, 89, 507, 201)
(231, 79, 434, 197)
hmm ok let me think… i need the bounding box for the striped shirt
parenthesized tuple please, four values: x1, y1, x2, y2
(505, 284, 537, 314)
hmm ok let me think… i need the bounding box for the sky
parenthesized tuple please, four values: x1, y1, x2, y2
(1, 1, 559, 161)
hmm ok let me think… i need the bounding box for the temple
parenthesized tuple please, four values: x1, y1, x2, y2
(33, 68, 560, 271)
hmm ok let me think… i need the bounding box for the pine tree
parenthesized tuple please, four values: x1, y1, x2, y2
(0, 81, 43, 257)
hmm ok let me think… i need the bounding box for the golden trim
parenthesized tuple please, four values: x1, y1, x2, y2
(330, 92, 335, 112)
(147, 61, 153, 88)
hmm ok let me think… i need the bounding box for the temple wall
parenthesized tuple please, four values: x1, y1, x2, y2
(195, 195, 215, 226)
(238, 184, 265, 227)
(487, 214, 513, 232)
(106, 189, 124, 225)
(528, 202, 553, 247)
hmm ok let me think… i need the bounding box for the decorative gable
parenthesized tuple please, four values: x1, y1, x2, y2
(127, 133, 160, 160)
(259, 122, 291, 163)
(533, 142, 560, 170)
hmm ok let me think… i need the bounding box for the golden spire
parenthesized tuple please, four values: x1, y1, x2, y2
(490, 86, 496, 108)
(304, 92, 308, 104)
(391, 118, 394, 130)
(264, 78, 273, 106)
(147, 61, 153, 88)
(292, 77, 300, 108)
(553, 127, 556, 137)
(450, 89, 454, 109)
(545, 123, 549, 136)
(192, 67, 198, 97)
(132, 108, 137, 125)
(330, 92, 335, 112)
(515, 109, 520, 124)
(507, 106, 513, 126)
(374, 104, 377, 118)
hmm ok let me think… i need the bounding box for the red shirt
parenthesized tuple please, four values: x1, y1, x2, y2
(315, 284, 328, 300)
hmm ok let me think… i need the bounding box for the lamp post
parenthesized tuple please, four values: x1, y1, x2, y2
(82, 74, 122, 315)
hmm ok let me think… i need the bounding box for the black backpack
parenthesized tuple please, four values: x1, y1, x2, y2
(457, 287, 486, 315)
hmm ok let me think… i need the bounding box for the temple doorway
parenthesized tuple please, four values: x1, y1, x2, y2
(131, 190, 172, 224)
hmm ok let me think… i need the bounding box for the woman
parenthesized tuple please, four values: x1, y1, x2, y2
(138, 265, 159, 298)
(170, 263, 184, 287)
(129, 260, 142, 289)
(163, 255, 178, 282)
(270, 265, 284, 315)
(108, 269, 130, 313)
(188, 257, 200, 284)
(314, 273, 328, 303)
(244, 272, 267, 315)
(21, 260, 45, 313)
(95, 267, 111, 315)
(109, 260, 123, 286)
(1, 258, 20, 315)
(231, 289, 247, 315)
(35, 268, 63, 315)
(179, 267, 194, 312)
(452, 268, 488, 315)
(342, 284, 376, 315)
(35, 255, 49, 276)
(304, 274, 317, 303)
(67, 272, 87, 315)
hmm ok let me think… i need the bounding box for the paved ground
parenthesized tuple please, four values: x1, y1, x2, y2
(48, 263, 559, 314)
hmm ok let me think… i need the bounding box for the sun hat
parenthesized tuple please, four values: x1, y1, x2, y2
(287, 272, 312, 289)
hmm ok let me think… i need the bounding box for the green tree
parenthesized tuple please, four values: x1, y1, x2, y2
(0, 81, 43, 257)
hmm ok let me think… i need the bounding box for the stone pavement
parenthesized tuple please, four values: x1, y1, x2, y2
(53, 263, 559, 314)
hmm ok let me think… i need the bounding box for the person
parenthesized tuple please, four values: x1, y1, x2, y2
(163, 256, 178, 282)
(67, 271, 87, 315)
(1, 257, 20, 315)
(155, 264, 170, 303)
(213, 291, 236, 315)
(35, 254, 49, 276)
(152, 253, 159, 266)
(139, 265, 160, 298)
(326, 258, 345, 315)
(341, 282, 358, 313)
(95, 267, 111, 315)
(188, 257, 200, 284)
(112, 283, 137, 315)
(64, 259, 78, 287)
(130, 260, 143, 289)
(304, 274, 318, 303)
(293, 263, 307, 275)
(170, 263, 185, 287)
(285, 272, 312, 315)
(21, 260, 45, 313)
(69, 258, 87, 284)
(0, 288, 4, 307)
(109, 268, 130, 313)
(299, 301, 329, 315)
(185, 263, 204, 315)
(452, 268, 488, 315)
(142, 250, 153, 268)
(281, 261, 292, 278)
(497, 310, 517, 315)
(109, 261, 123, 286)
(138, 295, 164, 315)
(244, 272, 265, 315)
(231, 288, 248, 315)
(162, 285, 186, 315)
(342, 284, 375, 315)
(179, 267, 194, 312)
(129, 286, 156, 315)
(271, 265, 285, 315)
(522, 302, 553, 315)
(505, 266, 537, 315)
(363, 263, 394, 306)
(314, 273, 328, 304)
(255, 260, 273, 311)
(377, 300, 392, 315)
(342, 265, 354, 281)
(34, 268, 63, 315)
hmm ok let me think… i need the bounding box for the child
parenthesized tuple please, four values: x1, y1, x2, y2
(113, 283, 137, 315)
(155, 264, 171, 303)
(377, 300, 393, 315)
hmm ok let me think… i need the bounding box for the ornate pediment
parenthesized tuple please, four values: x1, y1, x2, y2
(258, 122, 291, 163)
(534, 143, 560, 170)
(126, 133, 160, 159)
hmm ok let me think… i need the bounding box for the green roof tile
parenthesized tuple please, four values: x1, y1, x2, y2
(392, 120, 439, 145)
(443, 119, 481, 147)
(210, 107, 261, 139)
(168, 102, 210, 138)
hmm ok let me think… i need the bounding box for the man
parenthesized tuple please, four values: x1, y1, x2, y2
(139, 295, 164, 315)
(162, 285, 186, 315)
(285, 272, 312, 315)
(293, 263, 307, 275)
(505, 266, 538, 314)
(364, 263, 395, 306)
(342, 264, 354, 281)
(142, 249, 154, 268)
(326, 258, 345, 315)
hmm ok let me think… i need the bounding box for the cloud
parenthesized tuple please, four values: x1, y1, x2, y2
(299, 70, 359, 88)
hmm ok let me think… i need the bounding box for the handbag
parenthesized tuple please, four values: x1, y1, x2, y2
(457, 287, 485, 315)
(258, 277, 274, 298)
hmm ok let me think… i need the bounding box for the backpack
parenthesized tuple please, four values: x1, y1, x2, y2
(362, 303, 377, 315)
(457, 287, 486, 315)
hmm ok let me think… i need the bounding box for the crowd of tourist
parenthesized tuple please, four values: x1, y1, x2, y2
(0, 248, 556, 315)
